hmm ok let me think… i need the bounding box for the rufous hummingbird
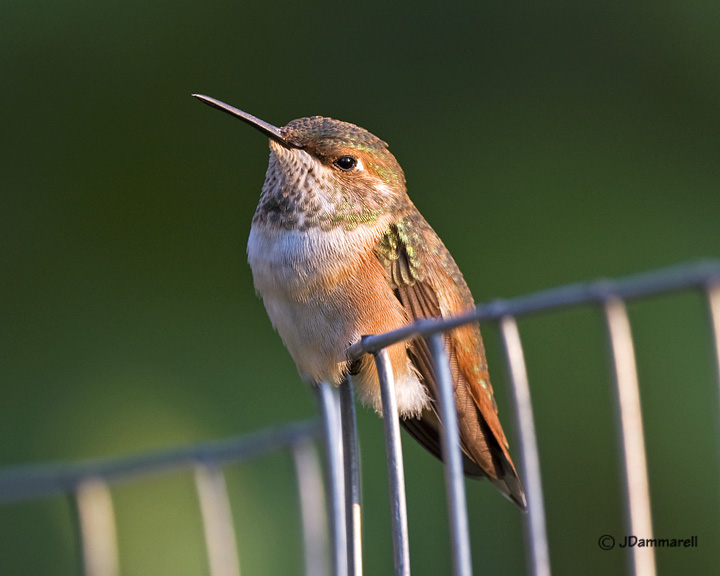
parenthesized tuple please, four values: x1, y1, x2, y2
(193, 94, 526, 509)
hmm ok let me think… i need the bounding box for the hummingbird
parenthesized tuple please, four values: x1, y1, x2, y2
(193, 94, 526, 509)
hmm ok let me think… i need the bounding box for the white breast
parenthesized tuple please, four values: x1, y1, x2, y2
(247, 220, 388, 301)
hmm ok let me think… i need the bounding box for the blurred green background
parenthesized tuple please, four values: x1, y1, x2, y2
(2, 1, 719, 574)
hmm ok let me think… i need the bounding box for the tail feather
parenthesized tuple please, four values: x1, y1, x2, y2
(401, 414, 527, 510)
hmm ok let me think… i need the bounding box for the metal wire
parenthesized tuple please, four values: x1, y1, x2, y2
(0, 420, 320, 504)
(3, 260, 720, 576)
(603, 298, 656, 576)
(194, 463, 242, 576)
(340, 378, 363, 576)
(375, 348, 411, 576)
(0, 421, 323, 576)
(292, 440, 330, 576)
(71, 478, 119, 576)
(345, 260, 720, 576)
(317, 381, 348, 576)
(708, 282, 720, 442)
(500, 316, 550, 576)
(428, 333, 473, 576)
(347, 261, 720, 359)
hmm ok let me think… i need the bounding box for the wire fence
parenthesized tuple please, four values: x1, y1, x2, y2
(1, 260, 719, 576)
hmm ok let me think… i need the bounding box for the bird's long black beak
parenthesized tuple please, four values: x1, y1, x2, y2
(192, 94, 299, 148)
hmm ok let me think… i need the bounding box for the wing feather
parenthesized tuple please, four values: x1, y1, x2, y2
(377, 214, 526, 508)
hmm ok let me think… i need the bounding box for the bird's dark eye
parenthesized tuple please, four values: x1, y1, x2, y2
(333, 155, 358, 171)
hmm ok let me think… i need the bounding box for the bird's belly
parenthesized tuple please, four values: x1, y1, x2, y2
(259, 288, 356, 384)
(246, 223, 429, 415)
(247, 224, 382, 382)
